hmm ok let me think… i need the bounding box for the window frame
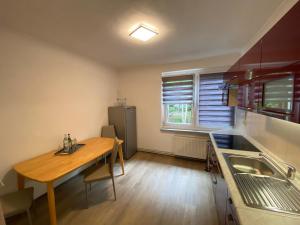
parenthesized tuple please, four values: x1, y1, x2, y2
(161, 69, 198, 129)
(161, 68, 234, 131)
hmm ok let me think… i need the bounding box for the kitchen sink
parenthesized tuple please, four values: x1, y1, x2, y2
(226, 155, 285, 180)
(223, 153, 300, 215)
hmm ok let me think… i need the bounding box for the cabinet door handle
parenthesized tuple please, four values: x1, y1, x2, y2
(211, 172, 217, 184)
(228, 214, 234, 221)
(216, 163, 224, 178)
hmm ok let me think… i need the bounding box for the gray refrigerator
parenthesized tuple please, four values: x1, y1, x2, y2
(108, 106, 137, 159)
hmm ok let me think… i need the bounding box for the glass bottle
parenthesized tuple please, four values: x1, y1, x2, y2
(63, 134, 69, 151)
(68, 134, 72, 152)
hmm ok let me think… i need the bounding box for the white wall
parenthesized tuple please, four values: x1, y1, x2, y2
(118, 53, 239, 154)
(0, 28, 118, 197)
(235, 109, 300, 171)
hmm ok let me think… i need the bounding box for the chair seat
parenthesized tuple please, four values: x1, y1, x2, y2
(84, 164, 111, 183)
(0, 187, 33, 218)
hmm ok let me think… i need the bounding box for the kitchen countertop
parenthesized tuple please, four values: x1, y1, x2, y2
(209, 130, 300, 225)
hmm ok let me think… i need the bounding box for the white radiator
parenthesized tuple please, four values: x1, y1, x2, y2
(172, 135, 208, 159)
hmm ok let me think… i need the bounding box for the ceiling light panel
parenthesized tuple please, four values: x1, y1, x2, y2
(130, 25, 158, 42)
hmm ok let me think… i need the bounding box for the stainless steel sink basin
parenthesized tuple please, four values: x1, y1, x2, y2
(226, 155, 285, 180)
(223, 153, 300, 215)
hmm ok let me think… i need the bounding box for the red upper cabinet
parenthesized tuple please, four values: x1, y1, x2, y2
(237, 40, 262, 111)
(225, 2, 300, 123)
(261, 2, 300, 74)
(259, 1, 300, 123)
(225, 60, 240, 84)
(237, 80, 261, 110)
(239, 40, 262, 80)
(225, 40, 262, 85)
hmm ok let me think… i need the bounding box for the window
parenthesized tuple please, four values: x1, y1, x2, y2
(161, 71, 234, 130)
(161, 74, 194, 127)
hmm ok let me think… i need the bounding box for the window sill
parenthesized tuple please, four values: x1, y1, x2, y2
(160, 127, 224, 134)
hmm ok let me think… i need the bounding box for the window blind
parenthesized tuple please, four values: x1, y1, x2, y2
(162, 75, 194, 104)
(263, 76, 293, 111)
(198, 74, 234, 127)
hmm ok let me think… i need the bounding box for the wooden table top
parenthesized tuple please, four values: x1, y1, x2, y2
(14, 137, 122, 183)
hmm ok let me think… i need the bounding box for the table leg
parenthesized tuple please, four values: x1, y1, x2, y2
(17, 174, 25, 190)
(0, 202, 6, 225)
(118, 144, 125, 175)
(47, 182, 57, 225)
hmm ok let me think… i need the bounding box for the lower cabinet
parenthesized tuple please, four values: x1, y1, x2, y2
(210, 145, 240, 225)
(214, 163, 227, 225)
(226, 192, 240, 225)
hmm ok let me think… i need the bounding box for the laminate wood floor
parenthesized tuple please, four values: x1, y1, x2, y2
(6, 152, 218, 225)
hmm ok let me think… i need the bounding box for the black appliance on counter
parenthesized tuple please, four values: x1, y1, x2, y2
(212, 134, 260, 152)
(206, 134, 260, 172)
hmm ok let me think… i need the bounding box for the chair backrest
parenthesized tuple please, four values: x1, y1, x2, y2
(101, 125, 116, 138)
(110, 138, 119, 175)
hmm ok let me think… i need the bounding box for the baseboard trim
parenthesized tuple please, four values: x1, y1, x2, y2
(175, 155, 206, 162)
(138, 148, 175, 157)
(137, 148, 206, 162)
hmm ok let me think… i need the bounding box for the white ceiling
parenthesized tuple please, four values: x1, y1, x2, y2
(0, 0, 284, 69)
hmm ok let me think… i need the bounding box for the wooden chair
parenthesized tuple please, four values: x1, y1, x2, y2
(84, 138, 119, 206)
(101, 125, 117, 164)
(0, 187, 33, 225)
(101, 125, 117, 138)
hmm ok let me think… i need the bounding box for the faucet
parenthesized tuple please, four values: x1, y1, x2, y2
(286, 163, 297, 180)
(259, 153, 296, 180)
